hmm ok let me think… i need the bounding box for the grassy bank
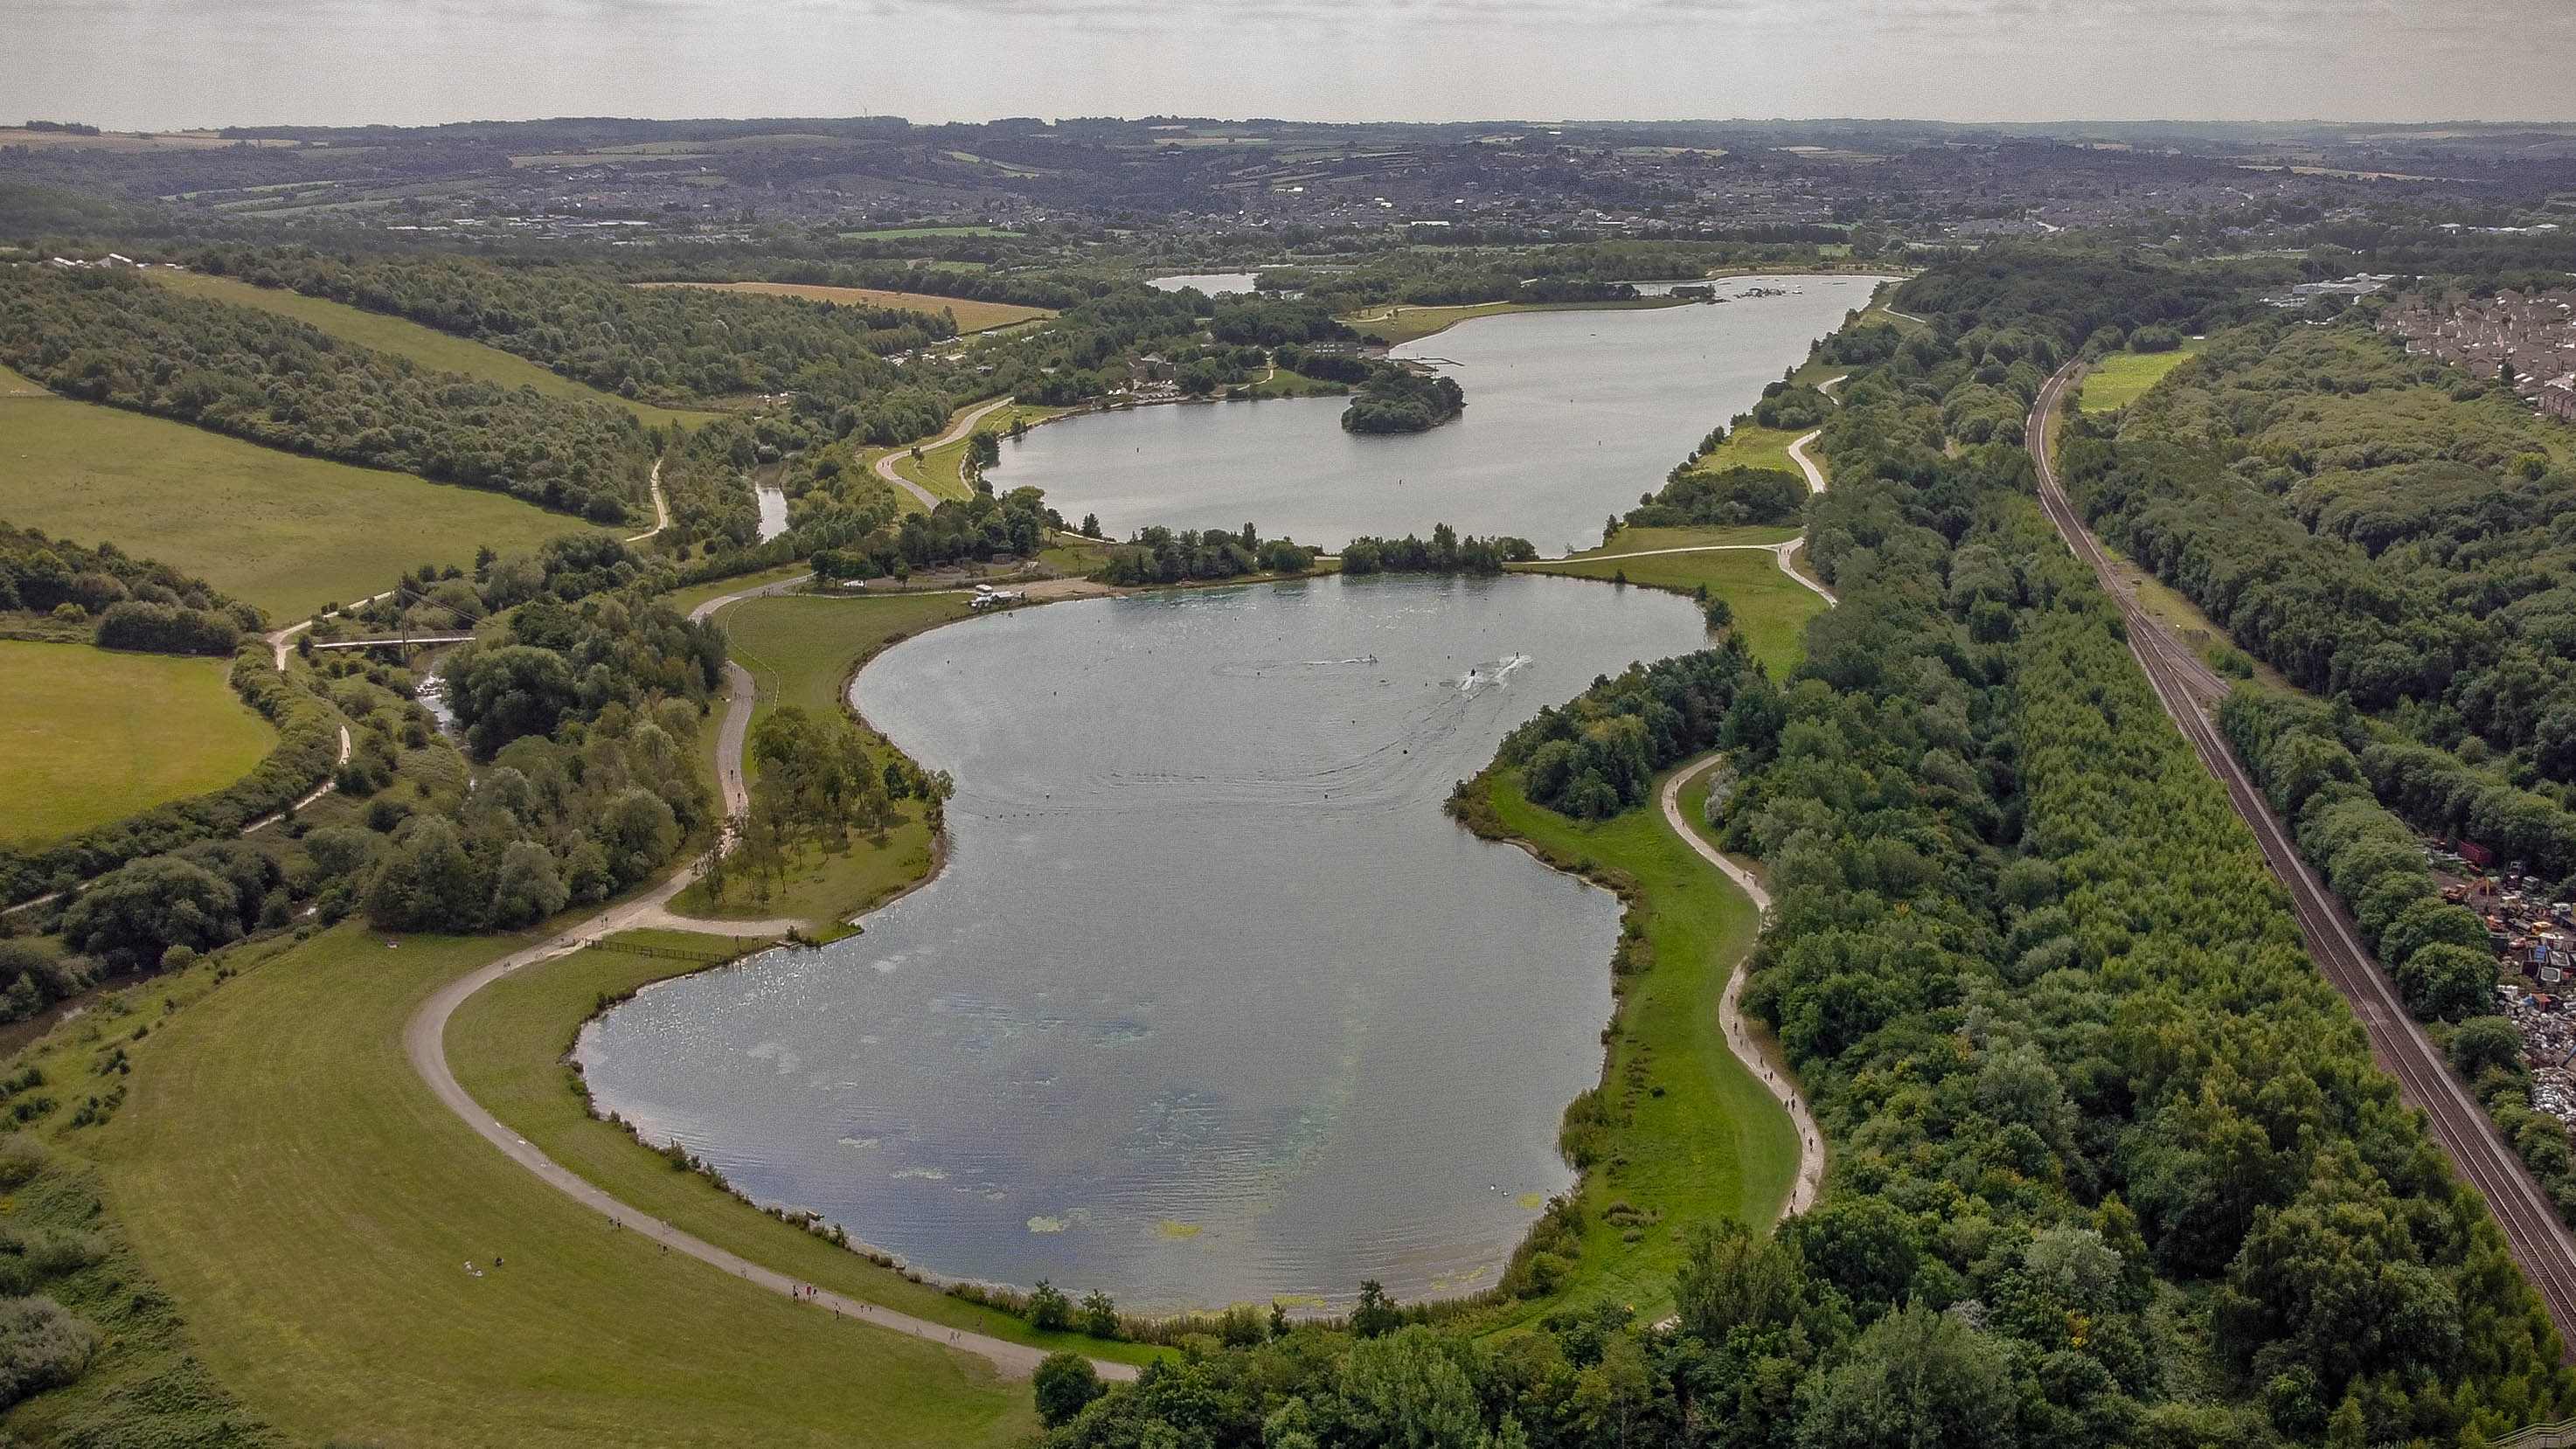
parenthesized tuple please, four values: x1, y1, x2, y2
(75, 924, 1031, 1449)
(1513, 548, 1824, 680)
(0, 641, 275, 849)
(446, 929, 1163, 1366)
(1474, 772, 1797, 1328)
(0, 391, 615, 620)
(149, 271, 726, 428)
(885, 401, 1071, 504)
(667, 591, 975, 928)
(1338, 297, 1688, 346)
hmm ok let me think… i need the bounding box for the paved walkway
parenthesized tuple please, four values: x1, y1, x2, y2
(1660, 759, 1825, 1220)
(873, 397, 1016, 510)
(402, 568, 1136, 1383)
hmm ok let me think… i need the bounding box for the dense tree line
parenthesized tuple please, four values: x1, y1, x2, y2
(2219, 686, 2576, 1230)
(2056, 315, 2576, 873)
(1626, 464, 1809, 530)
(0, 521, 260, 654)
(808, 486, 1067, 580)
(186, 249, 959, 421)
(979, 289, 1356, 407)
(1094, 523, 1314, 586)
(1043, 270, 2576, 1446)
(0, 267, 655, 523)
(701, 704, 951, 907)
(1483, 646, 1766, 818)
(1264, 239, 1854, 312)
(1342, 370, 1464, 433)
(1339, 525, 1537, 577)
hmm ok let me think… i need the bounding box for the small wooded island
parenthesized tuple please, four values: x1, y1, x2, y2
(1341, 368, 1466, 433)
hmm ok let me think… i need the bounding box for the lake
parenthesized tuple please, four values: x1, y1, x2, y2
(579, 574, 1710, 1312)
(1148, 272, 1267, 295)
(998, 276, 1885, 554)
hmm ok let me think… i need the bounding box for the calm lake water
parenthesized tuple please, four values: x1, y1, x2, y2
(1148, 272, 1266, 295)
(580, 574, 1708, 1311)
(1001, 275, 1885, 554)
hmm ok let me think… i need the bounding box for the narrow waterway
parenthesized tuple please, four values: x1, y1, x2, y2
(580, 574, 1708, 1312)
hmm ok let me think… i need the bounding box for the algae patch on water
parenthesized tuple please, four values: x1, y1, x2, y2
(1517, 1192, 1545, 1210)
(1028, 1216, 1070, 1233)
(1153, 1220, 1205, 1239)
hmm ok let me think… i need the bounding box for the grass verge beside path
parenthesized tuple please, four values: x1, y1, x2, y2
(446, 929, 1163, 1367)
(1688, 421, 1806, 476)
(0, 392, 616, 620)
(0, 641, 275, 849)
(668, 591, 975, 927)
(149, 271, 727, 428)
(1477, 773, 1795, 1328)
(85, 923, 1032, 1449)
(891, 401, 1069, 503)
(1513, 550, 1824, 680)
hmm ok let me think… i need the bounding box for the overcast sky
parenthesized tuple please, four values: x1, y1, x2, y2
(14, 0, 2575, 131)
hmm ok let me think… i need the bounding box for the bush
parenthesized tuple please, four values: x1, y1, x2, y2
(92, 600, 240, 656)
(0, 1295, 98, 1409)
(1032, 1351, 1102, 1427)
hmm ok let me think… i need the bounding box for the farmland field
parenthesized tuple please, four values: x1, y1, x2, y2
(146, 271, 726, 427)
(0, 641, 276, 849)
(0, 392, 615, 620)
(634, 281, 1053, 333)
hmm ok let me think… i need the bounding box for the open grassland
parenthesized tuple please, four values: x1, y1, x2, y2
(1515, 548, 1822, 680)
(1690, 421, 1806, 476)
(668, 591, 974, 927)
(0, 641, 274, 849)
(1586, 523, 1800, 552)
(1479, 773, 1795, 1328)
(0, 393, 614, 620)
(2079, 342, 2203, 413)
(891, 401, 1071, 503)
(635, 281, 1052, 334)
(147, 271, 726, 427)
(0, 363, 46, 397)
(83, 924, 1032, 1449)
(1338, 297, 1686, 346)
(448, 930, 1161, 1364)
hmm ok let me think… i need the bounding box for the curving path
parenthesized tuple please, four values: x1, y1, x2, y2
(873, 397, 1017, 510)
(1660, 759, 1824, 1219)
(402, 569, 1138, 1384)
(625, 459, 670, 544)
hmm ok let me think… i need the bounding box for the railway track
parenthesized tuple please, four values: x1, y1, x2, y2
(2025, 363, 2576, 1356)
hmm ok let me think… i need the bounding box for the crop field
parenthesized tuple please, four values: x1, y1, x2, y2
(147, 271, 726, 428)
(1479, 770, 1794, 1328)
(82, 924, 1033, 1449)
(448, 929, 1161, 1364)
(2079, 343, 2203, 413)
(0, 641, 275, 849)
(634, 281, 1052, 334)
(1516, 545, 1823, 680)
(0, 392, 614, 620)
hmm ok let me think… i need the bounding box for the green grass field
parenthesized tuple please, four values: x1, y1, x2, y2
(80, 925, 1032, 1449)
(1337, 298, 1687, 346)
(2079, 343, 2203, 413)
(892, 402, 1072, 503)
(1479, 773, 1796, 1327)
(448, 930, 1161, 1364)
(0, 641, 276, 849)
(0, 392, 616, 620)
(149, 271, 726, 427)
(1689, 422, 1809, 476)
(839, 225, 1019, 240)
(1515, 547, 1823, 680)
(668, 591, 976, 927)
